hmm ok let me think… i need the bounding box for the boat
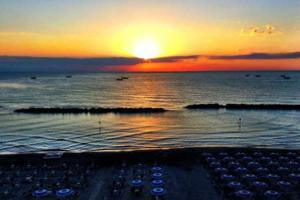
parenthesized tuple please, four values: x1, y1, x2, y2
(281, 75, 291, 80)
(66, 75, 72, 78)
(255, 75, 261, 78)
(30, 76, 37, 80)
(116, 77, 129, 81)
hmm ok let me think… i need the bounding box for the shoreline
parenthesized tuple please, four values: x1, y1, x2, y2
(1, 146, 300, 157)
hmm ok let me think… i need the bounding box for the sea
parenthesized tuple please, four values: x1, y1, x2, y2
(0, 71, 299, 153)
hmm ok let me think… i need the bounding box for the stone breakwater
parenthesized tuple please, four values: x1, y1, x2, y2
(185, 104, 300, 110)
(14, 107, 167, 114)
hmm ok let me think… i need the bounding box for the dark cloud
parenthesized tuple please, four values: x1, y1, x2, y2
(209, 52, 300, 60)
(150, 55, 199, 63)
(0, 52, 299, 72)
(0, 55, 198, 72)
(0, 56, 143, 72)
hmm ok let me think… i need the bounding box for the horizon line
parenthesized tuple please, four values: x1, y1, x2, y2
(1, 69, 299, 73)
(1, 51, 300, 60)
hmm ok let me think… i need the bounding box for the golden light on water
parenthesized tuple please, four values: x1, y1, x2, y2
(132, 39, 160, 59)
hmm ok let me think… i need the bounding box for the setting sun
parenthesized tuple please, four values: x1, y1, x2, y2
(132, 39, 159, 59)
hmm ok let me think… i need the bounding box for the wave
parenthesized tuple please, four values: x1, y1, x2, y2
(14, 107, 167, 114)
(185, 103, 300, 110)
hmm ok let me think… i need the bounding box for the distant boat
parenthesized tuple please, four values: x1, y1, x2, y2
(66, 75, 72, 78)
(116, 77, 129, 81)
(245, 74, 250, 77)
(281, 74, 291, 80)
(255, 75, 261, 78)
(30, 76, 37, 80)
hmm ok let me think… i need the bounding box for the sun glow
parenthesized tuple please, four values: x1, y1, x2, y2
(132, 39, 159, 59)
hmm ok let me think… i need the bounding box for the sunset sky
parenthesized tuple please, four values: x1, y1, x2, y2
(0, 0, 300, 72)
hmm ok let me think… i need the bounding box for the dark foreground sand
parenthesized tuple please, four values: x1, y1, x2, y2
(1, 147, 300, 200)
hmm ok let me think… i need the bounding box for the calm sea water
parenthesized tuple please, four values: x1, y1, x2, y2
(0, 72, 300, 153)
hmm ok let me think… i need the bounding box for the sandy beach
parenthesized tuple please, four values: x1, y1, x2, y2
(1, 147, 300, 199)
